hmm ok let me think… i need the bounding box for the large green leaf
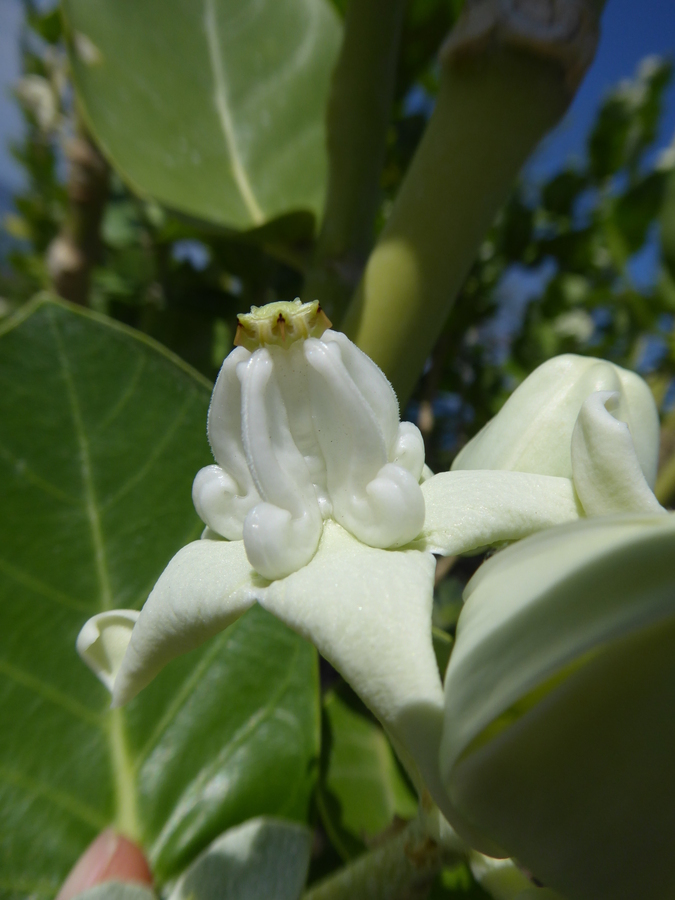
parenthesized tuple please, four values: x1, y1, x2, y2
(61, 0, 342, 231)
(318, 687, 417, 859)
(168, 817, 312, 900)
(75, 886, 156, 900)
(0, 297, 319, 898)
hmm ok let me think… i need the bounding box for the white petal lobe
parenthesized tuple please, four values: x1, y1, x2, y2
(197, 346, 260, 537)
(571, 391, 665, 516)
(76, 610, 140, 692)
(239, 348, 323, 579)
(418, 470, 581, 556)
(321, 329, 400, 453)
(305, 338, 424, 548)
(111, 540, 258, 707)
(258, 521, 448, 814)
(392, 421, 426, 482)
(192, 465, 256, 540)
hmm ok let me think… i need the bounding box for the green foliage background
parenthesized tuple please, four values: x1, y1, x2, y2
(1, 1, 674, 898)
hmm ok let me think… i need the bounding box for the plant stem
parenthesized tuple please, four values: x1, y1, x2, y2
(48, 124, 109, 306)
(343, 0, 605, 405)
(302, 0, 407, 323)
(303, 817, 462, 900)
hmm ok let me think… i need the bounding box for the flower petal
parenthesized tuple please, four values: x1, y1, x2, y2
(440, 513, 675, 898)
(111, 539, 259, 707)
(571, 391, 665, 516)
(452, 355, 659, 482)
(239, 348, 323, 579)
(417, 470, 581, 556)
(441, 513, 675, 792)
(305, 340, 424, 548)
(86, 523, 454, 819)
(258, 521, 447, 809)
(194, 345, 261, 539)
(76, 609, 140, 692)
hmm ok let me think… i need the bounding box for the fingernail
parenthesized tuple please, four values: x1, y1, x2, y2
(56, 830, 153, 900)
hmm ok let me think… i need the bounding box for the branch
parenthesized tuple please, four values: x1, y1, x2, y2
(302, 0, 407, 323)
(48, 125, 109, 306)
(343, 0, 605, 405)
(303, 817, 463, 900)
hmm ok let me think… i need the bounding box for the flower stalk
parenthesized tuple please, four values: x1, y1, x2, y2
(302, 0, 407, 322)
(302, 817, 462, 900)
(343, 0, 605, 405)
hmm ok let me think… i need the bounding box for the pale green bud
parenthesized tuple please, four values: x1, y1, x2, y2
(440, 514, 675, 900)
(452, 354, 659, 487)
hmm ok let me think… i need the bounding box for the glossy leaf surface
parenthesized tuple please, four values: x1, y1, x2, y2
(62, 0, 342, 230)
(0, 298, 319, 898)
(167, 817, 312, 900)
(318, 688, 417, 859)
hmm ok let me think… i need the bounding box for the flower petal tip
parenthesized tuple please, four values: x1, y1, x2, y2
(76, 609, 139, 694)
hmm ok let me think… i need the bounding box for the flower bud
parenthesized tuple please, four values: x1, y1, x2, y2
(440, 514, 675, 900)
(452, 354, 659, 487)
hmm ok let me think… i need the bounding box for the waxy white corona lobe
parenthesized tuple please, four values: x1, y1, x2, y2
(192, 301, 425, 580)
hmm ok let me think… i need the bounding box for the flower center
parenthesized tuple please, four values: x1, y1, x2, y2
(193, 302, 426, 580)
(234, 299, 332, 351)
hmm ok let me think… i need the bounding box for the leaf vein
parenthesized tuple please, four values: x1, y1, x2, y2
(133, 582, 254, 770)
(149, 638, 301, 861)
(0, 763, 108, 831)
(0, 438, 79, 504)
(0, 657, 103, 727)
(0, 556, 91, 614)
(48, 309, 140, 839)
(94, 353, 147, 433)
(101, 396, 194, 510)
(203, 0, 264, 224)
(49, 313, 113, 612)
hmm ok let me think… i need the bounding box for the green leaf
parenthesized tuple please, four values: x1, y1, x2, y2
(75, 886, 156, 900)
(611, 170, 667, 255)
(0, 297, 319, 898)
(61, 0, 342, 231)
(588, 95, 632, 182)
(499, 195, 533, 261)
(318, 687, 417, 859)
(541, 169, 588, 218)
(167, 818, 312, 900)
(428, 862, 492, 898)
(660, 170, 675, 281)
(588, 58, 673, 181)
(432, 627, 453, 679)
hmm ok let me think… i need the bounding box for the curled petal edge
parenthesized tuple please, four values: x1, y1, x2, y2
(414, 470, 582, 556)
(76, 609, 140, 693)
(571, 391, 665, 517)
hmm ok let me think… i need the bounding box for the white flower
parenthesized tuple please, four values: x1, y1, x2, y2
(440, 512, 675, 900)
(76, 303, 663, 821)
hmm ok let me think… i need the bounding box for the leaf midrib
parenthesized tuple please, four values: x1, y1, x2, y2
(203, 0, 264, 224)
(50, 308, 140, 840)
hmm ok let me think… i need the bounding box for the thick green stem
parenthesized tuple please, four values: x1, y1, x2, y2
(303, 817, 462, 900)
(302, 0, 407, 323)
(343, 0, 604, 405)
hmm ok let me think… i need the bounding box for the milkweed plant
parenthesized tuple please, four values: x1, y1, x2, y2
(3, 1, 675, 900)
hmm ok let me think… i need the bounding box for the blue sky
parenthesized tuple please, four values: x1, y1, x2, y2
(527, 0, 675, 179)
(0, 0, 673, 200)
